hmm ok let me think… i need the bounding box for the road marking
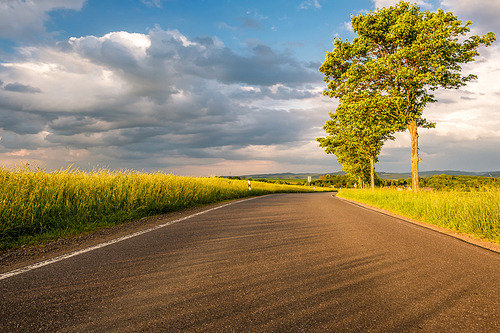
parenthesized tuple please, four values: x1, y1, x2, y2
(336, 195, 500, 258)
(0, 196, 264, 281)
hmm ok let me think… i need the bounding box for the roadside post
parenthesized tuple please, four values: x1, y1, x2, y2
(248, 179, 251, 191)
(308, 176, 311, 188)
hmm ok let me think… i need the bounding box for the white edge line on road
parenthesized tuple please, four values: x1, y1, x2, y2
(334, 195, 500, 258)
(0, 196, 264, 281)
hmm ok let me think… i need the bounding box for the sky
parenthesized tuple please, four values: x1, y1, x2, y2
(0, 0, 498, 176)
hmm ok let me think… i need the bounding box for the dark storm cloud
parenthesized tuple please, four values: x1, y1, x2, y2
(141, 30, 321, 87)
(187, 43, 320, 86)
(4, 82, 42, 93)
(0, 28, 325, 165)
(42, 103, 311, 153)
(67, 29, 318, 99)
(306, 61, 322, 69)
(0, 110, 49, 135)
(0, 132, 49, 150)
(230, 86, 317, 100)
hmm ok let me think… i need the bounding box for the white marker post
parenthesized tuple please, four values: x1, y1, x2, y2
(248, 179, 251, 190)
(308, 176, 311, 187)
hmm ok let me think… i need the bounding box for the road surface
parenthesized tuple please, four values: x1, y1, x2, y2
(1, 193, 500, 332)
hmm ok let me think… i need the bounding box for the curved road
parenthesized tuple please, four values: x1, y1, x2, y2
(1, 193, 500, 332)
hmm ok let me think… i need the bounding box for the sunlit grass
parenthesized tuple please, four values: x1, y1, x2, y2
(0, 164, 320, 250)
(338, 188, 500, 244)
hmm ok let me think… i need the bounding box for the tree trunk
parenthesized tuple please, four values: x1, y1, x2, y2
(370, 156, 375, 191)
(408, 120, 419, 191)
(358, 176, 362, 189)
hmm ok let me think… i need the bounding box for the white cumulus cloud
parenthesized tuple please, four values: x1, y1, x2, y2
(0, 27, 326, 173)
(0, 0, 86, 40)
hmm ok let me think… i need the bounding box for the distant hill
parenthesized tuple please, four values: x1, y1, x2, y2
(240, 170, 500, 180)
(377, 170, 500, 179)
(241, 171, 345, 180)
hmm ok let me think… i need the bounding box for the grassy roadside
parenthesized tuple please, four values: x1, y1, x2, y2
(0, 165, 328, 251)
(337, 188, 500, 245)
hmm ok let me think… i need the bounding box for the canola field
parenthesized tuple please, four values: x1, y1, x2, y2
(0, 164, 318, 250)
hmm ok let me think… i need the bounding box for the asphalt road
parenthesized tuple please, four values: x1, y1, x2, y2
(1, 193, 500, 332)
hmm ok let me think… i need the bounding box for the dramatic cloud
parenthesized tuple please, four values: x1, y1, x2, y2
(4, 82, 42, 93)
(1, 1, 497, 175)
(0, 27, 327, 173)
(0, 0, 86, 40)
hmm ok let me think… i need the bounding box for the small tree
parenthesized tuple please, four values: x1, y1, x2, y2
(319, 1, 495, 191)
(317, 93, 401, 190)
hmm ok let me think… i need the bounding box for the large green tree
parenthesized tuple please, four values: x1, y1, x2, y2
(319, 1, 495, 191)
(317, 93, 400, 190)
(317, 117, 372, 188)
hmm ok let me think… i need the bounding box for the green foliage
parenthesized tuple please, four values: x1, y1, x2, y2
(420, 175, 500, 191)
(311, 174, 357, 188)
(254, 179, 290, 185)
(321, 1, 495, 115)
(380, 178, 411, 187)
(0, 164, 316, 250)
(319, 0, 496, 190)
(377, 175, 500, 190)
(317, 93, 402, 187)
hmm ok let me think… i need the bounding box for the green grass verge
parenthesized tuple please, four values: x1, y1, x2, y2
(0, 164, 322, 250)
(337, 188, 500, 245)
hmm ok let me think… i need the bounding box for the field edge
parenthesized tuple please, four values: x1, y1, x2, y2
(335, 195, 500, 254)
